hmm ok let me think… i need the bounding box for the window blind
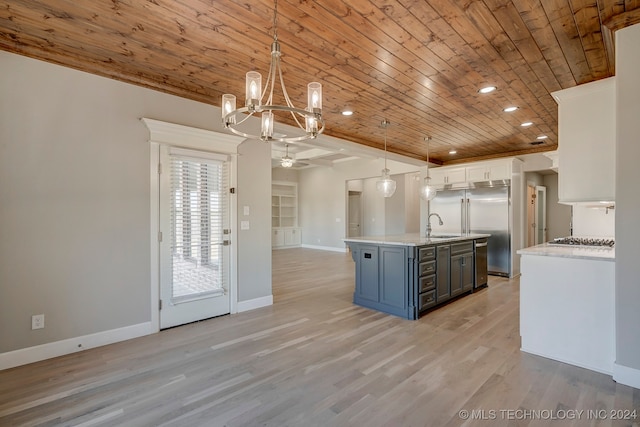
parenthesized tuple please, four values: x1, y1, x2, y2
(170, 155, 228, 302)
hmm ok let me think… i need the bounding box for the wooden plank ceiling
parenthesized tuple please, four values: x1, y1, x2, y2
(2, 0, 639, 165)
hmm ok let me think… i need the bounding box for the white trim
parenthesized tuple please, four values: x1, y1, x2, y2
(141, 118, 245, 154)
(0, 322, 154, 371)
(237, 295, 273, 313)
(150, 143, 161, 332)
(521, 347, 613, 376)
(301, 244, 348, 253)
(613, 362, 640, 389)
(143, 118, 243, 322)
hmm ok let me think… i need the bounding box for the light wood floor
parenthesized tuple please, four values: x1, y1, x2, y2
(0, 248, 638, 426)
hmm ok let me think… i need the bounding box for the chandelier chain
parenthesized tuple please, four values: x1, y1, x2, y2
(273, 0, 278, 41)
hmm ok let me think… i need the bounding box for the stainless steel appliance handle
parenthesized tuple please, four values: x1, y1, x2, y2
(475, 242, 488, 247)
(466, 198, 470, 235)
(460, 198, 465, 233)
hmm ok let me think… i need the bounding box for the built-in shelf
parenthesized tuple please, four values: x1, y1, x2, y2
(272, 181, 301, 248)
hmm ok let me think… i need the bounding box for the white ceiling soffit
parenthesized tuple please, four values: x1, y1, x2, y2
(269, 123, 427, 169)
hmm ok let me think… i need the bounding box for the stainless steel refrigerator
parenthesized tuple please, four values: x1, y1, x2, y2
(429, 181, 510, 276)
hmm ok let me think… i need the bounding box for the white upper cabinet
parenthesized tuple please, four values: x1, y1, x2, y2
(466, 161, 510, 182)
(429, 159, 513, 187)
(429, 167, 466, 186)
(552, 77, 616, 203)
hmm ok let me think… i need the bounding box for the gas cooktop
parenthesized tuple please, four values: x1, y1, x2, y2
(549, 237, 615, 248)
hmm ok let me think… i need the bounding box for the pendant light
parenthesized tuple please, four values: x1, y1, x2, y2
(376, 119, 397, 198)
(281, 144, 294, 168)
(420, 136, 437, 201)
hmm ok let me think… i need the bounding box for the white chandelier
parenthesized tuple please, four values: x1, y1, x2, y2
(376, 119, 397, 198)
(420, 136, 437, 201)
(281, 144, 294, 168)
(221, 0, 324, 143)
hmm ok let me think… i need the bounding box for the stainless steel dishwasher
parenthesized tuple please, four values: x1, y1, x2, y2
(474, 238, 488, 290)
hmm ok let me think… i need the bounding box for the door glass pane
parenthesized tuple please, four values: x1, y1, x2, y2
(536, 187, 545, 244)
(170, 157, 226, 302)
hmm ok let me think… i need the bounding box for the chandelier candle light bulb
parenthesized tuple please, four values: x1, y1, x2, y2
(246, 72, 261, 108)
(222, 94, 236, 125)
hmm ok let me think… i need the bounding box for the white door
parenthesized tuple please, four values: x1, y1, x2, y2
(159, 147, 231, 329)
(348, 192, 362, 237)
(534, 186, 547, 245)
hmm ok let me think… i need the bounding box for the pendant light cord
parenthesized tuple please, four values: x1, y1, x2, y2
(383, 119, 390, 170)
(384, 123, 387, 169)
(425, 136, 431, 178)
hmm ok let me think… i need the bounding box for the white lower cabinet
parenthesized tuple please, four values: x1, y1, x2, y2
(272, 227, 301, 248)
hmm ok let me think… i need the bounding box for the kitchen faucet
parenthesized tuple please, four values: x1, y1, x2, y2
(426, 213, 444, 238)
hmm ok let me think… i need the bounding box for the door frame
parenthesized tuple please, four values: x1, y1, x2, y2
(347, 190, 363, 237)
(527, 184, 536, 247)
(534, 185, 547, 245)
(143, 118, 243, 333)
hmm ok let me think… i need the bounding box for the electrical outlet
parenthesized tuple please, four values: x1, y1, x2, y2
(31, 314, 45, 330)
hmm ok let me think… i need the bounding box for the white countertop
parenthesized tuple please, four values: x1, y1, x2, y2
(343, 233, 490, 247)
(517, 242, 615, 261)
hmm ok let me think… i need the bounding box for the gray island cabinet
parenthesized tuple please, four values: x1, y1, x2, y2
(344, 234, 488, 320)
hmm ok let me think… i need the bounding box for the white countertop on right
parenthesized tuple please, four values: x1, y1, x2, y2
(517, 243, 615, 261)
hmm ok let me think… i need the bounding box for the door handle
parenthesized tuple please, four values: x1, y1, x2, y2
(466, 199, 470, 235)
(475, 242, 488, 247)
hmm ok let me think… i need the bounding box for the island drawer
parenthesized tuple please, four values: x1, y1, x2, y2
(419, 275, 435, 293)
(418, 246, 436, 261)
(418, 290, 436, 311)
(419, 260, 436, 276)
(451, 241, 473, 255)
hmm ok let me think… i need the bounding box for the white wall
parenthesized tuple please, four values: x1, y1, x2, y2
(272, 167, 299, 183)
(238, 142, 272, 302)
(298, 158, 421, 249)
(385, 173, 407, 235)
(543, 174, 571, 240)
(614, 23, 640, 386)
(362, 177, 386, 236)
(525, 172, 544, 187)
(404, 173, 421, 233)
(0, 51, 272, 356)
(572, 205, 615, 237)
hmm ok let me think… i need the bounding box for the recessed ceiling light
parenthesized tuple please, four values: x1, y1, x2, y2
(478, 86, 497, 94)
(536, 135, 548, 140)
(341, 110, 353, 116)
(503, 106, 518, 112)
(449, 149, 457, 155)
(521, 122, 533, 127)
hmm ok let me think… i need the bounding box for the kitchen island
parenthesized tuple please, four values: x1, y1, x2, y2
(343, 233, 490, 320)
(518, 242, 615, 375)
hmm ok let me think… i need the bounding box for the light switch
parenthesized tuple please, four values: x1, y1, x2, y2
(335, 217, 341, 222)
(243, 205, 250, 216)
(241, 221, 250, 230)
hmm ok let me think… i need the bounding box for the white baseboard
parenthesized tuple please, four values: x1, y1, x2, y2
(613, 362, 640, 389)
(301, 244, 348, 253)
(0, 322, 155, 371)
(237, 295, 273, 313)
